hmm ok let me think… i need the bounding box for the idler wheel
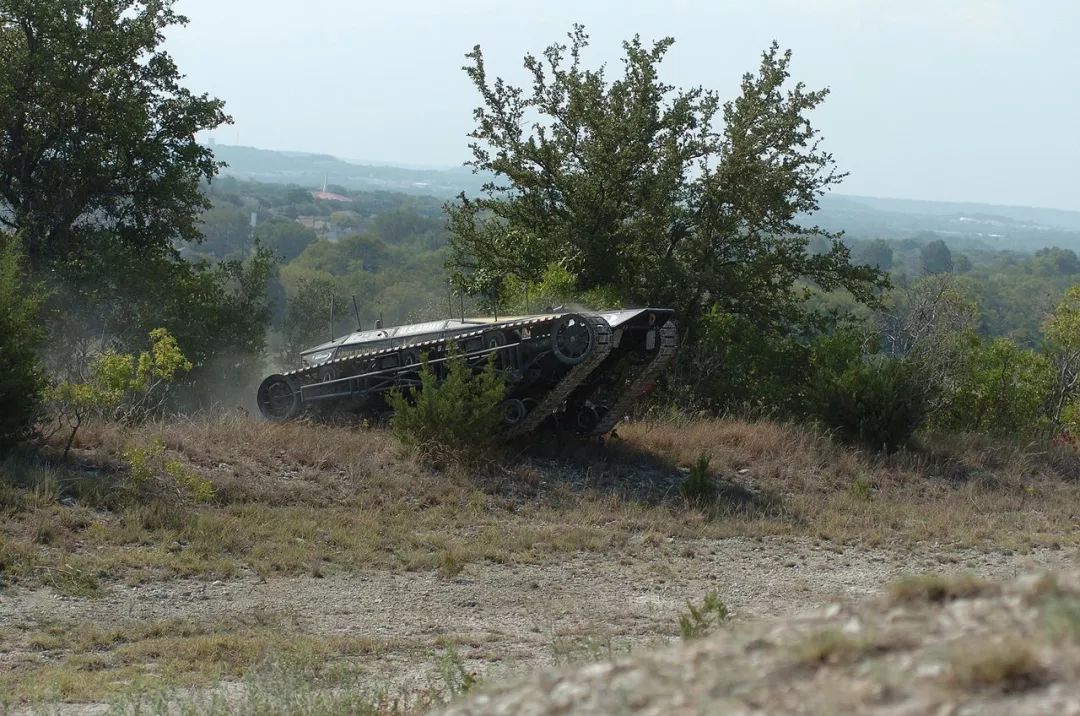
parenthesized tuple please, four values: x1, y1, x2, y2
(257, 374, 301, 421)
(574, 403, 601, 433)
(551, 314, 594, 365)
(501, 398, 528, 426)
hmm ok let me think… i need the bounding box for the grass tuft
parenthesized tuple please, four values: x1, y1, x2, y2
(947, 640, 1048, 693)
(888, 573, 993, 605)
(790, 630, 870, 668)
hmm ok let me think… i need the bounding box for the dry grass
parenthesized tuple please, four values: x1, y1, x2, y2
(888, 573, 996, 605)
(0, 610, 394, 704)
(2, 414, 1080, 596)
(621, 417, 1080, 550)
(947, 639, 1049, 693)
(790, 630, 873, 667)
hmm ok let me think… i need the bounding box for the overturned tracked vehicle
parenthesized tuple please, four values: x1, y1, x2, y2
(257, 309, 677, 437)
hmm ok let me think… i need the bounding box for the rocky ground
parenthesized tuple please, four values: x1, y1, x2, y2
(2, 536, 1074, 714)
(437, 565, 1080, 716)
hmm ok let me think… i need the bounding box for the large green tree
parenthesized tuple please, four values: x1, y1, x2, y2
(0, 0, 229, 269)
(447, 26, 885, 329)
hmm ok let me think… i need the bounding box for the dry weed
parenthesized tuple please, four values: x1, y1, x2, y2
(947, 639, 1049, 693)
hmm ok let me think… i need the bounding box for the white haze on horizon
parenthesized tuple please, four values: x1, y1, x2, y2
(165, 0, 1080, 212)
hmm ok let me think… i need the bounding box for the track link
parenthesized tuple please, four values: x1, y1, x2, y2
(283, 315, 555, 385)
(506, 314, 613, 438)
(589, 320, 678, 436)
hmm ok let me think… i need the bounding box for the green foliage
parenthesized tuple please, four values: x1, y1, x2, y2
(0, 241, 45, 449)
(122, 440, 163, 485)
(386, 353, 506, 461)
(679, 454, 716, 504)
(281, 277, 342, 366)
(258, 218, 317, 262)
(852, 238, 894, 270)
(46, 241, 274, 396)
(163, 459, 217, 504)
(1044, 285, 1080, 431)
(678, 591, 729, 640)
(920, 239, 954, 275)
(811, 357, 926, 452)
(447, 26, 885, 336)
(848, 478, 873, 500)
(0, 0, 229, 270)
(121, 440, 216, 503)
(436, 644, 478, 699)
(45, 329, 192, 458)
(678, 307, 812, 413)
(931, 338, 1052, 436)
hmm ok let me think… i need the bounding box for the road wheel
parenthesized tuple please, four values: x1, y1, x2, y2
(257, 374, 301, 421)
(501, 398, 528, 426)
(551, 314, 594, 365)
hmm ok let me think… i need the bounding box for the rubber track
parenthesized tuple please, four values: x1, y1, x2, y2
(589, 320, 678, 436)
(506, 314, 613, 438)
(282, 315, 556, 384)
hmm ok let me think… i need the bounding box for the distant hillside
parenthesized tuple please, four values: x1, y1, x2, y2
(817, 195, 1080, 252)
(209, 144, 1080, 253)
(210, 144, 487, 198)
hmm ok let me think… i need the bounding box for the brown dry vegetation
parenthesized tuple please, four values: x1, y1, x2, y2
(3, 414, 1080, 710)
(621, 418, 1080, 549)
(2, 414, 1079, 592)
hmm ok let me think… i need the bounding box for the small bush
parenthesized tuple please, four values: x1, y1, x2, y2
(387, 352, 505, 463)
(120, 439, 217, 504)
(811, 356, 926, 453)
(678, 590, 729, 639)
(679, 453, 715, 504)
(437, 644, 478, 699)
(847, 477, 872, 500)
(45, 328, 192, 458)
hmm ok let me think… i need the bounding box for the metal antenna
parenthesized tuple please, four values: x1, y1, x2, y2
(351, 295, 362, 331)
(329, 295, 335, 341)
(460, 293, 465, 322)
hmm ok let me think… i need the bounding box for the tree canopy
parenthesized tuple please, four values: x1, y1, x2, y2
(447, 26, 885, 328)
(0, 0, 229, 269)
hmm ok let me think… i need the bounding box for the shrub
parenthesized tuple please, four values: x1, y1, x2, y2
(0, 241, 45, 450)
(44, 328, 192, 458)
(811, 356, 926, 452)
(678, 591, 729, 640)
(931, 337, 1052, 437)
(386, 352, 506, 462)
(679, 453, 716, 504)
(119, 439, 217, 504)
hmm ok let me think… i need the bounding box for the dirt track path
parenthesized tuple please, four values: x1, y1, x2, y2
(4, 536, 1074, 704)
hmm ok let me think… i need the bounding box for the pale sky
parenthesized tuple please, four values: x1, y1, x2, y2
(165, 0, 1080, 211)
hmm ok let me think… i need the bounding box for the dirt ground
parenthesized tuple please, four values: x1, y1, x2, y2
(2, 536, 1074, 714)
